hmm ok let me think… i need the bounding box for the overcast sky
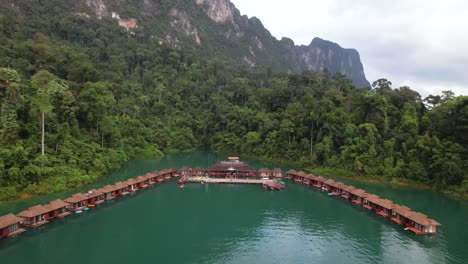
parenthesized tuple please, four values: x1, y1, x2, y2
(230, 0, 468, 97)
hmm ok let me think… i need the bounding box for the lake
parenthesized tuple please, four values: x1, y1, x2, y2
(0, 151, 467, 264)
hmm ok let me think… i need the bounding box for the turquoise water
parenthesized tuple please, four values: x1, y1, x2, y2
(0, 152, 467, 263)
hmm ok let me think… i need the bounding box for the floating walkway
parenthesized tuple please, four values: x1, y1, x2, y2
(185, 177, 285, 191)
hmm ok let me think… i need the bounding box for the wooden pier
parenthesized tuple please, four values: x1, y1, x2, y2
(186, 177, 269, 185)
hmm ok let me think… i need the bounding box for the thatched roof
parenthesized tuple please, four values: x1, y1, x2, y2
(349, 188, 369, 198)
(98, 185, 116, 193)
(372, 198, 396, 209)
(315, 176, 326, 182)
(393, 205, 412, 216)
(323, 179, 337, 185)
(135, 176, 147, 183)
(0, 214, 23, 229)
(17, 205, 49, 218)
(114, 181, 128, 190)
(144, 172, 157, 180)
(406, 211, 441, 226)
(44, 199, 68, 211)
(258, 168, 271, 173)
(64, 193, 88, 203)
(286, 169, 298, 175)
(83, 189, 103, 199)
(124, 178, 137, 185)
(272, 168, 283, 173)
(365, 194, 381, 204)
(179, 166, 191, 171)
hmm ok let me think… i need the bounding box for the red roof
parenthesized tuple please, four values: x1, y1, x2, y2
(17, 205, 49, 218)
(0, 214, 23, 229)
(64, 193, 88, 203)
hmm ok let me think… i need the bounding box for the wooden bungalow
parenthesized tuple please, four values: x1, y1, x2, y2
(114, 182, 129, 196)
(98, 185, 116, 201)
(162, 169, 172, 180)
(43, 199, 71, 219)
(285, 169, 297, 180)
(17, 205, 50, 227)
(349, 188, 369, 205)
(272, 168, 284, 178)
(168, 168, 178, 178)
(208, 157, 257, 178)
(298, 171, 310, 184)
(363, 194, 381, 211)
(144, 172, 158, 185)
(179, 166, 191, 176)
(372, 199, 397, 218)
(258, 168, 271, 178)
(191, 167, 206, 177)
(341, 185, 356, 200)
(306, 174, 317, 185)
(390, 205, 412, 225)
(64, 193, 88, 212)
(135, 176, 149, 189)
(125, 178, 139, 192)
(155, 171, 165, 182)
(404, 212, 441, 235)
(84, 189, 105, 207)
(322, 179, 337, 192)
(312, 176, 326, 188)
(0, 214, 26, 238)
(330, 182, 347, 194)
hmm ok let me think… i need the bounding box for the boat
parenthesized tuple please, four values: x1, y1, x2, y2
(178, 184, 185, 189)
(75, 210, 83, 214)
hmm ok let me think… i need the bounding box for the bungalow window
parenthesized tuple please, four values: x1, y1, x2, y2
(8, 223, 18, 232)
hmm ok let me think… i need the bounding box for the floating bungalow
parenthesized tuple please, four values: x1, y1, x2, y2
(191, 167, 206, 177)
(322, 179, 337, 192)
(135, 176, 149, 189)
(44, 199, 71, 219)
(113, 181, 129, 196)
(84, 189, 105, 207)
(341, 185, 356, 200)
(258, 168, 272, 178)
(208, 157, 256, 178)
(363, 194, 381, 211)
(98, 185, 116, 201)
(64, 193, 88, 212)
(0, 214, 26, 238)
(125, 178, 139, 192)
(272, 168, 284, 178)
(391, 205, 412, 225)
(179, 166, 191, 176)
(285, 169, 296, 180)
(17, 205, 50, 227)
(312, 176, 325, 188)
(404, 211, 441, 235)
(373, 199, 396, 218)
(145, 172, 157, 185)
(349, 189, 369, 205)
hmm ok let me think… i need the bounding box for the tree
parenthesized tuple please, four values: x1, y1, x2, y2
(31, 70, 58, 156)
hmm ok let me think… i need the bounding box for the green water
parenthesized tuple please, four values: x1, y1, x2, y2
(0, 151, 467, 264)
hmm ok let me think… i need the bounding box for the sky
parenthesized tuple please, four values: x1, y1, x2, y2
(230, 0, 468, 97)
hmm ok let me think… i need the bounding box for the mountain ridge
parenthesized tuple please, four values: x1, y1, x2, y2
(0, 0, 370, 87)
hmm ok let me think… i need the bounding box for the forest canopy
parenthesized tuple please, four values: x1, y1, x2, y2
(0, 2, 466, 200)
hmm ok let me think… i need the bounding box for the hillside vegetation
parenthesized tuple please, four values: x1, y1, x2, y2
(0, 1, 466, 200)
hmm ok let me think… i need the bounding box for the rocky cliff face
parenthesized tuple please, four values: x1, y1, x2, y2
(193, 0, 369, 87)
(1, 0, 370, 87)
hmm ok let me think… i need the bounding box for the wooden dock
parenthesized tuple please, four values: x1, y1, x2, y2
(186, 177, 268, 184)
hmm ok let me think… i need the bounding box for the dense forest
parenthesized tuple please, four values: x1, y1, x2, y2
(0, 2, 467, 201)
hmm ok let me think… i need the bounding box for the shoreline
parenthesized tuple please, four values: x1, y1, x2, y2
(1, 153, 467, 204)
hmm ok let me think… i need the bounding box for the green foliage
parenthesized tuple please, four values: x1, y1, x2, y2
(0, 1, 466, 201)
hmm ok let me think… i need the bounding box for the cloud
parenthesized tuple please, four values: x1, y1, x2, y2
(230, 0, 468, 96)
